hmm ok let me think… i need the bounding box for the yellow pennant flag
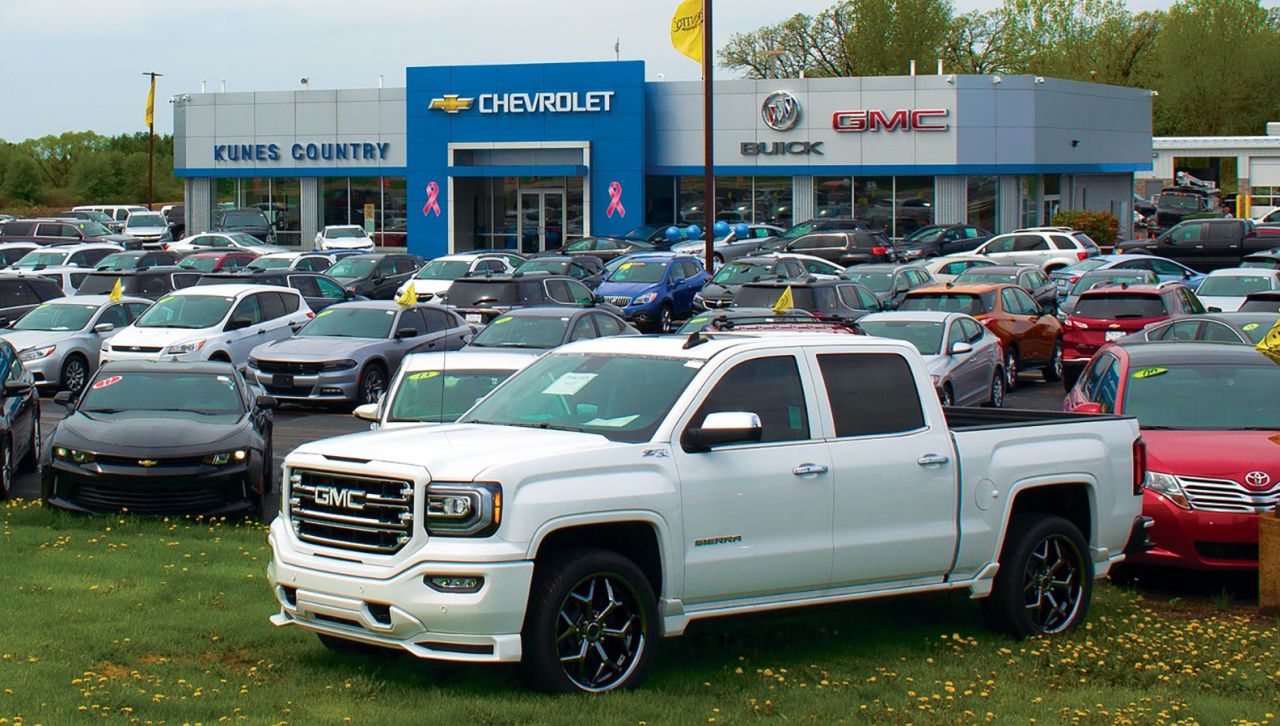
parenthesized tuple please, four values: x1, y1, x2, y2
(671, 0, 703, 65)
(1256, 316, 1280, 365)
(772, 285, 794, 315)
(108, 277, 123, 303)
(395, 283, 417, 308)
(144, 75, 156, 127)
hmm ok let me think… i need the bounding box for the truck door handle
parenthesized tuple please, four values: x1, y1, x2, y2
(792, 463, 828, 477)
(917, 453, 950, 466)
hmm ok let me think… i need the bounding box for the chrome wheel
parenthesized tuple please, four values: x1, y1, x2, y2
(555, 573, 647, 692)
(62, 357, 88, 394)
(1022, 534, 1085, 634)
(1004, 349, 1019, 390)
(658, 306, 673, 334)
(0, 440, 11, 499)
(990, 371, 1005, 408)
(359, 366, 385, 405)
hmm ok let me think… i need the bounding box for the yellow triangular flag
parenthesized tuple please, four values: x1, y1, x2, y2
(671, 0, 703, 64)
(1256, 316, 1280, 365)
(772, 285, 793, 315)
(108, 278, 123, 302)
(144, 75, 156, 127)
(395, 283, 417, 308)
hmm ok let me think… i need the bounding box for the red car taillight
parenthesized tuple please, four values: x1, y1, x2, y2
(1069, 275, 1080, 284)
(1133, 437, 1147, 496)
(872, 246, 888, 257)
(1077, 251, 1088, 261)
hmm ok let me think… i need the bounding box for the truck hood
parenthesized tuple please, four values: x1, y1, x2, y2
(1144, 429, 1280, 486)
(289, 423, 614, 481)
(251, 335, 386, 362)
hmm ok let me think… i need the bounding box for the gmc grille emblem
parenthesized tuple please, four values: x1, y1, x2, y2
(314, 485, 365, 510)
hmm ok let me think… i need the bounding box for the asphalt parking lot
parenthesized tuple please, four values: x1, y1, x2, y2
(11, 374, 1066, 518)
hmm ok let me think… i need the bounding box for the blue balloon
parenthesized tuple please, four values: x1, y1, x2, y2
(686, 225, 702, 240)
(713, 220, 731, 237)
(665, 226, 682, 242)
(734, 222, 750, 239)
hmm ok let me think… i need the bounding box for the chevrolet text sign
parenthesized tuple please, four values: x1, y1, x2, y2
(832, 109, 950, 132)
(477, 91, 615, 114)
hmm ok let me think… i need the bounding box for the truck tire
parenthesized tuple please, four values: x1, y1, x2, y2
(981, 515, 1093, 638)
(521, 547, 658, 693)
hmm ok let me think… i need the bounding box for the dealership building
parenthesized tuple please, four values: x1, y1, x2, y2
(173, 60, 1153, 257)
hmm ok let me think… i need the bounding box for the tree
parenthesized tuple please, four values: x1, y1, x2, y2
(23, 131, 106, 188)
(2, 154, 43, 204)
(70, 150, 127, 202)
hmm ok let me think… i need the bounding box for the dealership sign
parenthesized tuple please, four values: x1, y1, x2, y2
(429, 91, 615, 115)
(832, 109, 950, 132)
(741, 141, 823, 156)
(761, 91, 801, 131)
(213, 141, 391, 162)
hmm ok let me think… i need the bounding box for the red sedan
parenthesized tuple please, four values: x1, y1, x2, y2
(1064, 341, 1280, 571)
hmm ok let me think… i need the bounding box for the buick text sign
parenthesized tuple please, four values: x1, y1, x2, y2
(832, 109, 950, 132)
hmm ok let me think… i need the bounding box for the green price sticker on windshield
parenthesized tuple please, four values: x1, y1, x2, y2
(492, 316, 513, 325)
(1131, 367, 1168, 379)
(407, 371, 441, 381)
(1243, 323, 1261, 332)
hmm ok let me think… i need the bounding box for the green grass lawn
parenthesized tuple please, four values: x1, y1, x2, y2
(2, 499, 1277, 725)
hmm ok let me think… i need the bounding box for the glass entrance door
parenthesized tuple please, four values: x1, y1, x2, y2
(519, 190, 566, 254)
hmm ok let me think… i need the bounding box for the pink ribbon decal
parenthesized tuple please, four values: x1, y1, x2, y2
(606, 181, 626, 218)
(423, 181, 441, 217)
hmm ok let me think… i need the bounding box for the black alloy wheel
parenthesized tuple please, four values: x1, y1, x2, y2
(61, 356, 88, 395)
(1043, 339, 1063, 382)
(358, 365, 386, 405)
(987, 369, 1005, 408)
(982, 515, 1092, 638)
(0, 438, 12, 500)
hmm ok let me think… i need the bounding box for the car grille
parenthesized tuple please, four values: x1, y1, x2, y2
(1180, 475, 1280, 514)
(69, 481, 229, 514)
(1194, 542, 1259, 561)
(288, 469, 414, 555)
(94, 454, 204, 469)
(603, 296, 632, 307)
(111, 345, 164, 353)
(703, 298, 732, 308)
(256, 360, 326, 375)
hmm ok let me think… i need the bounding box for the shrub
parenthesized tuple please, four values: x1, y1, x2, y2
(1051, 209, 1120, 246)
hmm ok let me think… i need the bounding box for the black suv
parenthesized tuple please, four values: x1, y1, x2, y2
(213, 208, 274, 244)
(0, 218, 137, 249)
(783, 230, 894, 266)
(75, 267, 202, 301)
(1116, 218, 1277, 271)
(445, 273, 622, 325)
(94, 250, 184, 271)
(1151, 185, 1221, 232)
(196, 270, 355, 312)
(324, 253, 423, 299)
(0, 274, 65, 325)
(732, 278, 884, 321)
(163, 205, 185, 238)
(515, 255, 606, 288)
(897, 224, 992, 260)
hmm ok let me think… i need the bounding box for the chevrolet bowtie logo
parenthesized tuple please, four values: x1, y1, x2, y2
(138, 459, 158, 468)
(429, 95, 474, 113)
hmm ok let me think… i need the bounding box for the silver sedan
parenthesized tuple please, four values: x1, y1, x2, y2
(0, 295, 153, 393)
(856, 310, 1005, 407)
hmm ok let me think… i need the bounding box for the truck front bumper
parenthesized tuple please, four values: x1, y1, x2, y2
(267, 525, 534, 663)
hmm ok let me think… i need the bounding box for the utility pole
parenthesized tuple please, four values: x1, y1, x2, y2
(142, 71, 163, 210)
(701, 0, 714, 273)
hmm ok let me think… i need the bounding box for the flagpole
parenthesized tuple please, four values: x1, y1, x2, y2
(701, 0, 714, 273)
(143, 71, 163, 210)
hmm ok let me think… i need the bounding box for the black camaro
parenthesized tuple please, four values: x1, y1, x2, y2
(42, 361, 276, 517)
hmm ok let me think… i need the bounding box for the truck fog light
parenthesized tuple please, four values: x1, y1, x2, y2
(425, 576, 484, 593)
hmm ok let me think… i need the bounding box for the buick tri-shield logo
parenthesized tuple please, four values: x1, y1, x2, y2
(761, 91, 801, 131)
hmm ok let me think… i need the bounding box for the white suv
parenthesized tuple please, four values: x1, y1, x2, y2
(396, 253, 516, 302)
(101, 284, 312, 368)
(969, 229, 1099, 272)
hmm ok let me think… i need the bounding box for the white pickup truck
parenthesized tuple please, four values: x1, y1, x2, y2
(268, 333, 1149, 693)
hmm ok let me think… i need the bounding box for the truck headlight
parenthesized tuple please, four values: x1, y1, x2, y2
(1144, 471, 1189, 509)
(165, 339, 206, 355)
(425, 482, 502, 537)
(632, 292, 657, 305)
(19, 346, 55, 361)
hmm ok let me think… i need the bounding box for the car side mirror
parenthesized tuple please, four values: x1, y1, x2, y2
(255, 393, 277, 409)
(593, 293, 605, 305)
(343, 289, 355, 300)
(2, 380, 32, 397)
(682, 411, 763, 452)
(949, 341, 973, 355)
(1207, 306, 1222, 313)
(225, 315, 252, 331)
(53, 390, 74, 407)
(353, 402, 379, 422)
(93, 322, 115, 333)
(1040, 303, 1056, 316)
(1072, 402, 1104, 415)
(395, 326, 418, 339)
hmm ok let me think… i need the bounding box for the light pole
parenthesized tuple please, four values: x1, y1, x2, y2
(142, 71, 163, 210)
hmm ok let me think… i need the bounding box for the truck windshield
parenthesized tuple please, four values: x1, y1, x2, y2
(389, 369, 516, 423)
(1124, 363, 1280, 430)
(1158, 194, 1203, 211)
(461, 353, 700, 443)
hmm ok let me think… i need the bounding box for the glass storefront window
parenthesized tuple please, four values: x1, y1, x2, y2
(893, 176, 934, 238)
(1020, 175, 1040, 228)
(814, 176, 853, 219)
(645, 176, 676, 225)
(273, 178, 301, 246)
(349, 177, 381, 236)
(967, 175, 998, 232)
(323, 178, 349, 228)
(215, 179, 237, 213)
(678, 177, 706, 224)
(381, 178, 407, 248)
(754, 177, 792, 226)
(855, 176, 893, 232)
(714, 176, 752, 224)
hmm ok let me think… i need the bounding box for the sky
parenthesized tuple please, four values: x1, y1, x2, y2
(0, 0, 1181, 142)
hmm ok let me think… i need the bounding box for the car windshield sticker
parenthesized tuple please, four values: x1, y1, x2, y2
(408, 371, 441, 381)
(1243, 322, 1261, 332)
(1131, 367, 1168, 379)
(493, 316, 513, 325)
(92, 375, 122, 389)
(542, 372, 597, 396)
(585, 414, 640, 428)
(683, 359, 705, 369)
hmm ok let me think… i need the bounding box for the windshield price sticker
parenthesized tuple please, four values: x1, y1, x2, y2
(1131, 367, 1168, 379)
(1242, 322, 1261, 332)
(408, 371, 441, 381)
(493, 317, 513, 325)
(585, 414, 639, 428)
(93, 375, 123, 389)
(542, 372, 597, 396)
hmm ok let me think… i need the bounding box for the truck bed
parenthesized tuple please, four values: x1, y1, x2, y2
(943, 406, 1132, 431)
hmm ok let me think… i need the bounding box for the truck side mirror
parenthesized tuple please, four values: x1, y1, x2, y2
(682, 411, 763, 452)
